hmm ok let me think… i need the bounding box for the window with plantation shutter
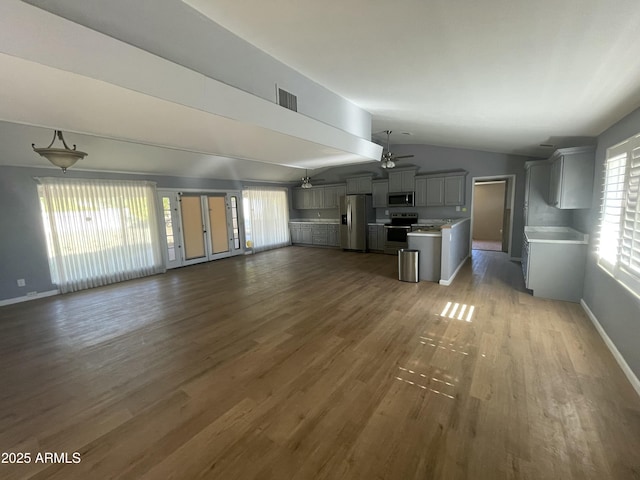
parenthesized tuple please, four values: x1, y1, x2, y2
(598, 134, 640, 296)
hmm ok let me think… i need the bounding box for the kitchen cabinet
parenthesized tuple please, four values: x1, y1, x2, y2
(327, 224, 339, 246)
(415, 177, 427, 207)
(290, 222, 340, 247)
(523, 227, 588, 302)
(547, 146, 595, 209)
(292, 184, 345, 209)
(323, 185, 346, 209)
(367, 224, 385, 252)
(444, 175, 465, 206)
(368, 226, 378, 251)
(312, 224, 328, 245)
(311, 188, 325, 209)
(388, 170, 416, 193)
(524, 161, 571, 226)
(372, 180, 388, 208)
(419, 174, 466, 207)
(426, 177, 444, 206)
(346, 175, 373, 194)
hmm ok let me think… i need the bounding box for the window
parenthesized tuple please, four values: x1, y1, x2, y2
(598, 134, 640, 296)
(242, 187, 290, 252)
(38, 177, 165, 293)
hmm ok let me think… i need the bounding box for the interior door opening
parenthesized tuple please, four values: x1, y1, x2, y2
(470, 176, 515, 257)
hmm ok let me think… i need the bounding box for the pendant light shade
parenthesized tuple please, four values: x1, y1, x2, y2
(33, 130, 87, 173)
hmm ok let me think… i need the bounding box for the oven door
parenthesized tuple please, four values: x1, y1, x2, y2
(385, 225, 410, 243)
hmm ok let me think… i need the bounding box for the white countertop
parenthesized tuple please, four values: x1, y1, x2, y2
(290, 219, 340, 224)
(407, 230, 442, 237)
(525, 226, 589, 244)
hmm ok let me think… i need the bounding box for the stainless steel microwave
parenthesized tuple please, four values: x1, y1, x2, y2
(388, 192, 415, 207)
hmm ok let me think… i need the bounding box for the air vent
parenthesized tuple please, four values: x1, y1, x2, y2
(277, 88, 297, 112)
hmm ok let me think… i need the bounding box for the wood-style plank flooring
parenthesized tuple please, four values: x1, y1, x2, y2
(0, 247, 639, 479)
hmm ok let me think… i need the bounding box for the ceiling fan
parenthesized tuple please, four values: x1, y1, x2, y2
(380, 130, 414, 169)
(301, 169, 313, 189)
(300, 169, 324, 188)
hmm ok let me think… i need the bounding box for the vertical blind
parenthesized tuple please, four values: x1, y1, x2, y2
(37, 177, 165, 293)
(598, 134, 640, 296)
(243, 187, 290, 252)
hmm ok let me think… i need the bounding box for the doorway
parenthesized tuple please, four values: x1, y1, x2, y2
(469, 176, 515, 256)
(157, 190, 244, 268)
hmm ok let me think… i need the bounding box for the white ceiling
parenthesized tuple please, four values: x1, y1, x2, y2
(184, 0, 640, 156)
(9, 0, 640, 182)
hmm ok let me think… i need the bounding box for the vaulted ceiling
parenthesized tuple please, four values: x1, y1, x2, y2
(5, 0, 640, 181)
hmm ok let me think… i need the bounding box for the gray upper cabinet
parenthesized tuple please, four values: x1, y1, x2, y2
(292, 184, 346, 209)
(444, 175, 465, 206)
(426, 177, 444, 206)
(372, 180, 388, 208)
(388, 170, 416, 193)
(419, 173, 466, 207)
(547, 146, 595, 209)
(524, 161, 571, 226)
(323, 185, 346, 209)
(311, 188, 325, 209)
(415, 177, 427, 207)
(346, 175, 373, 194)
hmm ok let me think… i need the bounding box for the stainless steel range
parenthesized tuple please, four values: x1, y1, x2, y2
(384, 213, 418, 255)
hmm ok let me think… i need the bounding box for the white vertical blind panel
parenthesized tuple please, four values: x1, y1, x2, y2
(37, 177, 165, 293)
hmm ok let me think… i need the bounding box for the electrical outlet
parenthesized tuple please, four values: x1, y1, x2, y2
(456, 206, 460, 212)
(385, 210, 389, 216)
(17, 279, 25, 287)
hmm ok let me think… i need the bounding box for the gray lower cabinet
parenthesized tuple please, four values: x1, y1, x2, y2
(367, 224, 385, 252)
(290, 222, 339, 247)
(327, 224, 339, 246)
(312, 224, 328, 245)
(368, 226, 378, 251)
(524, 240, 587, 302)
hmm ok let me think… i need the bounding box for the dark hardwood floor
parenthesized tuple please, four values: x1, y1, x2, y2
(0, 247, 639, 479)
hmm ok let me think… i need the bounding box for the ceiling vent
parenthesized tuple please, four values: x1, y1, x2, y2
(277, 87, 297, 112)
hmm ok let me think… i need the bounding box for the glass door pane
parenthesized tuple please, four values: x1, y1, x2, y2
(181, 195, 206, 261)
(207, 196, 229, 255)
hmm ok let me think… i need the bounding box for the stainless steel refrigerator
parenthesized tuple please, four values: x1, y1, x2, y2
(340, 195, 375, 251)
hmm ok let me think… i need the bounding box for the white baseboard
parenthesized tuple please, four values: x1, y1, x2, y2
(0, 289, 59, 307)
(439, 255, 470, 286)
(511, 256, 522, 262)
(580, 299, 640, 398)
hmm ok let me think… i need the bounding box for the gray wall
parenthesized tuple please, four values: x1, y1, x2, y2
(302, 144, 532, 257)
(0, 165, 285, 302)
(582, 106, 640, 379)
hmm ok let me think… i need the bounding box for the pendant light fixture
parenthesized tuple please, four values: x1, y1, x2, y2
(301, 169, 312, 189)
(32, 130, 87, 173)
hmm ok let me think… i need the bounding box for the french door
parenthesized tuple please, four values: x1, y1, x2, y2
(157, 190, 243, 268)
